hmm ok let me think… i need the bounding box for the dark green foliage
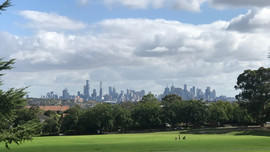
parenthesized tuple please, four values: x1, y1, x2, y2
(60, 105, 81, 135)
(132, 94, 163, 130)
(208, 101, 230, 126)
(42, 110, 60, 136)
(0, 59, 41, 149)
(235, 67, 270, 125)
(42, 119, 60, 136)
(112, 104, 133, 132)
(161, 94, 183, 128)
(0, 0, 11, 14)
(183, 100, 208, 127)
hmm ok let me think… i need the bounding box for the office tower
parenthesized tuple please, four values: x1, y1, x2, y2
(92, 89, 97, 100)
(99, 81, 103, 101)
(83, 80, 90, 101)
(109, 86, 112, 96)
(164, 86, 170, 95)
(212, 90, 216, 100)
(205, 86, 211, 101)
(184, 84, 187, 91)
(171, 85, 175, 94)
(183, 84, 188, 100)
(63, 88, 69, 100)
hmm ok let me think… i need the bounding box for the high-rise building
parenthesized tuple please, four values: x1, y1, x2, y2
(92, 89, 97, 100)
(205, 86, 211, 101)
(99, 81, 103, 101)
(109, 86, 112, 96)
(63, 88, 69, 100)
(83, 80, 90, 101)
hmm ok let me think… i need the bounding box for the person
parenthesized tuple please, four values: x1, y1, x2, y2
(175, 137, 177, 140)
(178, 135, 180, 140)
(183, 136, 186, 140)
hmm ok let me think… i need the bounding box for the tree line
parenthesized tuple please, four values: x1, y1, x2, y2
(56, 94, 255, 135)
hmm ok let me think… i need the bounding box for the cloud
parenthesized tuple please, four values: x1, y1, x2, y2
(103, 0, 205, 12)
(227, 8, 270, 33)
(2, 16, 270, 97)
(19, 10, 87, 31)
(209, 0, 270, 8)
(103, 0, 270, 12)
(77, 0, 90, 6)
(172, 0, 206, 12)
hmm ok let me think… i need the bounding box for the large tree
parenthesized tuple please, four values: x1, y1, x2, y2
(0, 1, 41, 148)
(132, 94, 163, 130)
(0, 59, 41, 149)
(235, 67, 270, 126)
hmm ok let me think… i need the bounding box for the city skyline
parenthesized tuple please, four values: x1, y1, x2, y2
(40, 79, 234, 102)
(1, 1, 270, 98)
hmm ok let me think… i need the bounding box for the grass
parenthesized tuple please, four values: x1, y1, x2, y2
(1, 128, 270, 152)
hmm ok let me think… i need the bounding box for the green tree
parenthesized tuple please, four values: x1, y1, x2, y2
(231, 101, 252, 125)
(112, 104, 133, 132)
(60, 105, 82, 135)
(132, 94, 163, 130)
(208, 101, 229, 126)
(91, 103, 114, 133)
(0, 59, 41, 149)
(235, 67, 270, 126)
(161, 94, 183, 129)
(184, 100, 207, 127)
(43, 110, 60, 136)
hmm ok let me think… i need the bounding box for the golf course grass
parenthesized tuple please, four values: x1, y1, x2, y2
(1, 128, 270, 152)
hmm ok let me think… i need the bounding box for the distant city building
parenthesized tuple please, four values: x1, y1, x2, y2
(40, 80, 235, 103)
(62, 88, 69, 100)
(83, 80, 90, 101)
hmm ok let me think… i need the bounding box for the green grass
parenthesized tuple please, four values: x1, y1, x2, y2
(1, 129, 270, 152)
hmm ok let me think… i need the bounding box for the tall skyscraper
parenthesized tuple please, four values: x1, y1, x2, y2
(63, 88, 69, 100)
(83, 80, 90, 101)
(99, 81, 103, 101)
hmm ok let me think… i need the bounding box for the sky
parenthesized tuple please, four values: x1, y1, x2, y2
(0, 0, 270, 98)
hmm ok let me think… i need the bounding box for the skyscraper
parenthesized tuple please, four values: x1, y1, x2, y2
(83, 80, 90, 101)
(99, 81, 103, 101)
(63, 88, 69, 100)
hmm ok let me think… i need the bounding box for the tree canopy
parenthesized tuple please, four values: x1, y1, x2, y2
(235, 67, 270, 126)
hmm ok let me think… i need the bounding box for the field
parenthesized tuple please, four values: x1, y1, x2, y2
(1, 128, 270, 152)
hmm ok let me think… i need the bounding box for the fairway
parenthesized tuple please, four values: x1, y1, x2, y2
(1, 129, 270, 152)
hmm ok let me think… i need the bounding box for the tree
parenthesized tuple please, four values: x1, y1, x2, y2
(161, 94, 183, 129)
(184, 100, 207, 127)
(60, 105, 82, 135)
(43, 110, 60, 136)
(235, 67, 270, 126)
(112, 104, 132, 132)
(132, 94, 163, 130)
(0, 58, 41, 149)
(208, 101, 229, 126)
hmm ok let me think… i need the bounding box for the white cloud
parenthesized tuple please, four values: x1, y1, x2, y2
(227, 8, 270, 33)
(103, 0, 205, 12)
(173, 0, 206, 12)
(77, 0, 90, 6)
(2, 15, 270, 97)
(209, 0, 270, 8)
(19, 10, 87, 31)
(103, 0, 270, 12)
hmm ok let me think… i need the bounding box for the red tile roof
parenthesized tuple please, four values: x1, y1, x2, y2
(26, 105, 70, 112)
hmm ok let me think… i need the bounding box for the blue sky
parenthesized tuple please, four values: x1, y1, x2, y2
(1, 0, 270, 98)
(1, 0, 248, 35)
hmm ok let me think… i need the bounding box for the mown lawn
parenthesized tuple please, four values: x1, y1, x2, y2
(1, 129, 270, 152)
